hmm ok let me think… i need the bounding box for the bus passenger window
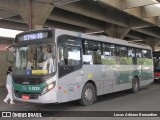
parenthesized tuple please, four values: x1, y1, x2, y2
(136, 49, 142, 58)
(59, 46, 81, 66)
(148, 50, 152, 59)
(116, 46, 127, 65)
(83, 40, 101, 64)
(142, 50, 148, 58)
(136, 49, 142, 65)
(64, 46, 69, 65)
(142, 49, 152, 65)
(59, 47, 65, 65)
(101, 43, 116, 65)
(128, 47, 136, 64)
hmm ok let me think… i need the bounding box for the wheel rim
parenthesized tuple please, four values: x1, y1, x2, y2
(84, 88, 93, 101)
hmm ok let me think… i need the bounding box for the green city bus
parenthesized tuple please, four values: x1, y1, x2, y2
(7, 28, 153, 105)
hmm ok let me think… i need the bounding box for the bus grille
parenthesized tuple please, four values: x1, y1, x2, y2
(13, 77, 43, 85)
(12, 74, 53, 85)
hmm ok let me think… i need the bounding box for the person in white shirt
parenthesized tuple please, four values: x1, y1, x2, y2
(42, 46, 55, 73)
(43, 46, 52, 60)
(3, 66, 15, 104)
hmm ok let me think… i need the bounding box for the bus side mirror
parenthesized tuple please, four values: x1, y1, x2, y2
(6, 45, 14, 64)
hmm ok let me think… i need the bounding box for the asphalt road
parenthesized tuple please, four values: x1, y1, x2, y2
(0, 82, 160, 120)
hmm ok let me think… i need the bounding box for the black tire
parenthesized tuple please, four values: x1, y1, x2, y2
(154, 79, 160, 83)
(154, 79, 158, 83)
(131, 77, 139, 93)
(79, 83, 95, 106)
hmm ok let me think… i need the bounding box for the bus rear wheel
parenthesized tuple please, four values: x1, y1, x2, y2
(131, 77, 139, 93)
(79, 83, 95, 106)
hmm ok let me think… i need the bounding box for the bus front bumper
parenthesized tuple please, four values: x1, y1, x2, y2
(13, 89, 58, 103)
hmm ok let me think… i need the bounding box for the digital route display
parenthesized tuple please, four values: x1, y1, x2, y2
(18, 32, 48, 41)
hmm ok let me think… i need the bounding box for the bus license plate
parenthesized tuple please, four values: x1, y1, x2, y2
(22, 95, 29, 100)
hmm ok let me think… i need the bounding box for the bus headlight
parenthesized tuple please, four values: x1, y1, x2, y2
(48, 83, 54, 90)
(41, 82, 56, 95)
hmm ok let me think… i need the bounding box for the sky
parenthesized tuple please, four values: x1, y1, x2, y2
(0, 28, 23, 38)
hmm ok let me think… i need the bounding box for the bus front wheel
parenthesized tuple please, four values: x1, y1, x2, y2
(79, 83, 95, 106)
(131, 77, 139, 93)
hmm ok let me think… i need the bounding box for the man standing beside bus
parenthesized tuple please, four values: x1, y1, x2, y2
(3, 66, 15, 104)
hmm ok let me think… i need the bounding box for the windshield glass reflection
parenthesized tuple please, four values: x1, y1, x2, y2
(14, 44, 56, 75)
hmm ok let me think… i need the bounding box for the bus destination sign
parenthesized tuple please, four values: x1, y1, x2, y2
(18, 32, 48, 41)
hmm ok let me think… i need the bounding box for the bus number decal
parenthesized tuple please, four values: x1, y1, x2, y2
(29, 87, 40, 91)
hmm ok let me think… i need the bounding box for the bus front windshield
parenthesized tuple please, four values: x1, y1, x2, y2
(14, 44, 56, 75)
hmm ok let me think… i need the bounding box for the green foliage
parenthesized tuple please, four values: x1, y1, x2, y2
(143, 58, 152, 65)
(119, 57, 128, 65)
(127, 57, 132, 65)
(101, 56, 152, 65)
(137, 58, 152, 65)
(137, 58, 144, 65)
(101, 57, 116, 65)
(116, 57, 132, 65)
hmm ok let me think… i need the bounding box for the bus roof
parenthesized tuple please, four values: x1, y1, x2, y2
(16, 28, 151, 50)
(55, 28, 151, 50)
